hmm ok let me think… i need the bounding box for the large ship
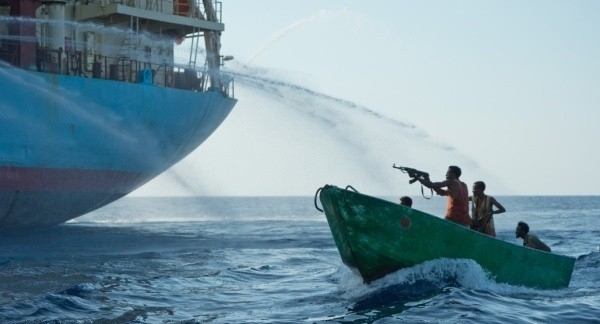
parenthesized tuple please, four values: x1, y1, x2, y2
(0, 0, 236, 231)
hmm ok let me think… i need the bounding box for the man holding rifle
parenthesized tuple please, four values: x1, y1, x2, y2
(415, 166, 472, 227)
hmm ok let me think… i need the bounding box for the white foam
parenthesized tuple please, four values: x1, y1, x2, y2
(330, 258, 566, 302)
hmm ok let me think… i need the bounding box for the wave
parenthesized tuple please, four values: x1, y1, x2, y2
(329, 257, 585, 312)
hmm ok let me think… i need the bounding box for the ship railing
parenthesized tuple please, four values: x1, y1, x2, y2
(222, 72, 234, 97)
(36, 47, 84, 76)
(90, 0, 222, 23)
(34, 46, 234, 97)
(0, 40, 20, 66)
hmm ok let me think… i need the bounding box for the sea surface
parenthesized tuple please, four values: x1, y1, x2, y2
(0, 194, 598, 323)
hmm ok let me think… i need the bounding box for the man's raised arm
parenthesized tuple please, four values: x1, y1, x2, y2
(417, 178, 449, 196)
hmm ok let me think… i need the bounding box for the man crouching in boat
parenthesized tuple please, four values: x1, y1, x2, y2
(516, 221, 552, 252)
(469, 181, 506, 237)
(399, 196, 413, 207)
(415, 166, 472, 227)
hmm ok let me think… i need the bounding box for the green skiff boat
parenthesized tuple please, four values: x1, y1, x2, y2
(316, 185, 575, 289)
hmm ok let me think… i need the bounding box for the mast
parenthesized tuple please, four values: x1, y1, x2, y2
(1, 0, 40, 69)
(202, 0, 221, 90)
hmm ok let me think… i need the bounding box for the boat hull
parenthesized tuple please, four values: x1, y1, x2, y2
(0, 67, 236, 231)
(319, 185, 575, 289)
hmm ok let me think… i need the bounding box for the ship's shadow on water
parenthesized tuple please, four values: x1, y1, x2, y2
(0, 224, 212, 294)
(0, 223, 212, 259)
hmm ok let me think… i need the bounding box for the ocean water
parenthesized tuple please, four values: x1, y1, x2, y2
(0, 194, 598, 323)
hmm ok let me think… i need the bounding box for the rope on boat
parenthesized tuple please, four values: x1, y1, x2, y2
(343, 185, 359, 207)
(345, 185, 358, 193)
(314, 187, 323, 212)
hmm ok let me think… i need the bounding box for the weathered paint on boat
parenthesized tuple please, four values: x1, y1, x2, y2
(318, 185, 575, 289)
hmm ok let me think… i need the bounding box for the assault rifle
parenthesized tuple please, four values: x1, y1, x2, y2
(393, 164, 433, 199)
(392, 165, 430, 184)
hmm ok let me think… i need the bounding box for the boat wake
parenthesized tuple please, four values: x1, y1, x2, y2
(330, 257, 573, 312)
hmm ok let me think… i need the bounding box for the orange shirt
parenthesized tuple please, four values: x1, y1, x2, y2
(445, 180, 471, 226)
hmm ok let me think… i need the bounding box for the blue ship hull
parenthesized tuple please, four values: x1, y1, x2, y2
(0, 67, 236, 230)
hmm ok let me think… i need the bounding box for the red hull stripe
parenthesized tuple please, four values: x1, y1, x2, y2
(0, 166, 143, 192)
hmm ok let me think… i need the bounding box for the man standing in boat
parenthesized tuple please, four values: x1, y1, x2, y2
(415, 166, 471, 226)
(469, 181, 506, 236)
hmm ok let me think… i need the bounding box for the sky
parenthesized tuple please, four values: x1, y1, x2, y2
(134, 0, 600, 197)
